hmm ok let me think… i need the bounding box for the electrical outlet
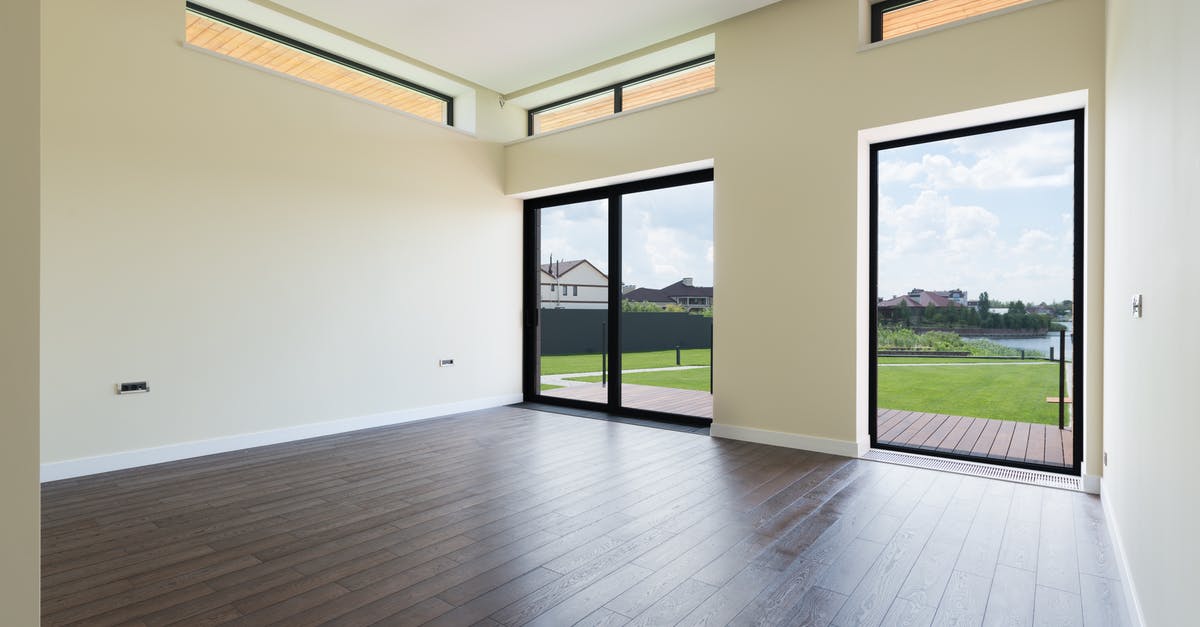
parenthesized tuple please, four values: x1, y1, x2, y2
(1131, 294, 1142, 318)
(116, 381, 149, 394)
(439, 359, 455, 368)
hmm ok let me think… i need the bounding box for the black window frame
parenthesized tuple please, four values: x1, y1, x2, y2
(868, 108, 1086, 476)
(523, 169, 715, 428)
(186, 2, 455, 126)
(526, 54, 715, 136)
(870, 0, 927, 42)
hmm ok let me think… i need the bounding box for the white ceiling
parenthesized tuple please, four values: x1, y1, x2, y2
(270, 0, 782, 94)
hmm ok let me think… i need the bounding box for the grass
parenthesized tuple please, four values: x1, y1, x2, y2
(566, 367, 712, 392)
(878, 360, 1065, 425)
(540, 383, 564, 391)
(879, 356, 1043, 365)
(539, 349, 711, 375)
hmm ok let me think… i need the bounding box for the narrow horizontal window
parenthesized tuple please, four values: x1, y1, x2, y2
(622, 62, 715, 113)
(871, 0, 1035, 43)
(531, 92, 616, 135)
(185, 3, 453, 125)
(527, 55, 715, 136)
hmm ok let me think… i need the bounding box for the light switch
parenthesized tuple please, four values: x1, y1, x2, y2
(1131, 294, 1142, 318)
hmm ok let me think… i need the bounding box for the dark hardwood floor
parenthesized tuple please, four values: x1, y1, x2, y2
(41, 406, 1128, 626)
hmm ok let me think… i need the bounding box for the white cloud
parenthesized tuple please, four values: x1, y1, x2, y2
(880, 191, 999, 262)
(883, 124, 1074, 191)
(539, 203, 609, 274)
(1014, 229, 1057, 254)
(878, 160, 925, 185)
(1002, 263, 1073, 283)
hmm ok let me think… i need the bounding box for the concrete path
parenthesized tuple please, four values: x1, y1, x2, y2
(879, 361, 1056, 368)
(541, 365, 707, 388)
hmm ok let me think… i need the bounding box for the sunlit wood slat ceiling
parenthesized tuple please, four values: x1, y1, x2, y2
(881, 0, 1033, 40)
(185, 13, 445, 123)
(533, 63, 715, 134)
(624, 64, 715, 112)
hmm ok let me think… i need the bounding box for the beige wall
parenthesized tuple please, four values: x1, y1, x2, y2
(506, 0, 1107, 473)
(1103, 0, 1199, 623)
(0, 0, 41, 621)
(40, 0, 522, 465)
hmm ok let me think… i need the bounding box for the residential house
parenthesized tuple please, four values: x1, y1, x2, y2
(877, 288, 965, 322)
(624, 278, 713, 312)
(539, 259, 608, 309)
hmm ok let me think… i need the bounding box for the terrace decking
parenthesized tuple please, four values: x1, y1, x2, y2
(538, 390, 1069, 468)
(543, 382, 714, 419)
(877, 408, 1074, 468)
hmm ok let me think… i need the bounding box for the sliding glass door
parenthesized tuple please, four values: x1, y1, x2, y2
(524, 170, 714, 424)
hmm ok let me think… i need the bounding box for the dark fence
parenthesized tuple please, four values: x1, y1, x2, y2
(540, 309, 713, 355)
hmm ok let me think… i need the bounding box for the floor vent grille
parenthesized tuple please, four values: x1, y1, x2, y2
(863, 449, 1081, 491)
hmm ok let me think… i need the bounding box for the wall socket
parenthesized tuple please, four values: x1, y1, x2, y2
(116, 381, 149, 394)
(439, 359, 455, 368)
(1131, 294, 1143, 318)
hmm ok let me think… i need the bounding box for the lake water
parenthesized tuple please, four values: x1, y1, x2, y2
(980, 325, 1075, 360)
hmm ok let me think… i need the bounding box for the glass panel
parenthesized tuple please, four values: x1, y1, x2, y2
(536, 200, 610, 404)
(622, 62, 715, 112)
(185, 11, 447, 123)
(879, 0, 1033, 41)
(531, 92, 615, 134)
(874, 119, 1076, 469)
(620, 182, 714, 418)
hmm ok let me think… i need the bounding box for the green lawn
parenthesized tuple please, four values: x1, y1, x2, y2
(540, 383, 564, 391)
(879, 356, 1044, 365)
(566, 367, 711, 392)
(540, 349, 711, 375)
(878, 361, 1065, 425)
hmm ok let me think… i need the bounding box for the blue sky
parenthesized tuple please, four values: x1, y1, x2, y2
(539, 181, 714, 290)
(877, 120, 1075, 305)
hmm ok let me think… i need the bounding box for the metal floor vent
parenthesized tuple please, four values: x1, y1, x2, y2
(863, 449, 1081, 491)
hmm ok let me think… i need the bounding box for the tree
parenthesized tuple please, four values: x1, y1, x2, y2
(977, 291, 991, 314)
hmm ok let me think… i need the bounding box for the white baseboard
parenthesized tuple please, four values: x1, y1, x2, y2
(1100, 480, 1147, 627)
(710, 423, 860, 458)
(40, 393, 523, 483)
(1082, 473, 1101, 494)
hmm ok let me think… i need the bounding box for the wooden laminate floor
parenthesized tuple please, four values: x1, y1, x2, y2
(42, 406, 1128, 626)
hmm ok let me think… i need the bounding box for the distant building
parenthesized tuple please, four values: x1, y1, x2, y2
(623, 278, 713, 312)
(877, 288, 966, 323)
(878, 288, 967, 310)
(540, 259, 607, 309)
(940, 289, 968, 307)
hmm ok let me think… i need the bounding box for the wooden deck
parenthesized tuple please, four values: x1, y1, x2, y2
(877, 408, 1073, 468)
(544, 382, 713, 419)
